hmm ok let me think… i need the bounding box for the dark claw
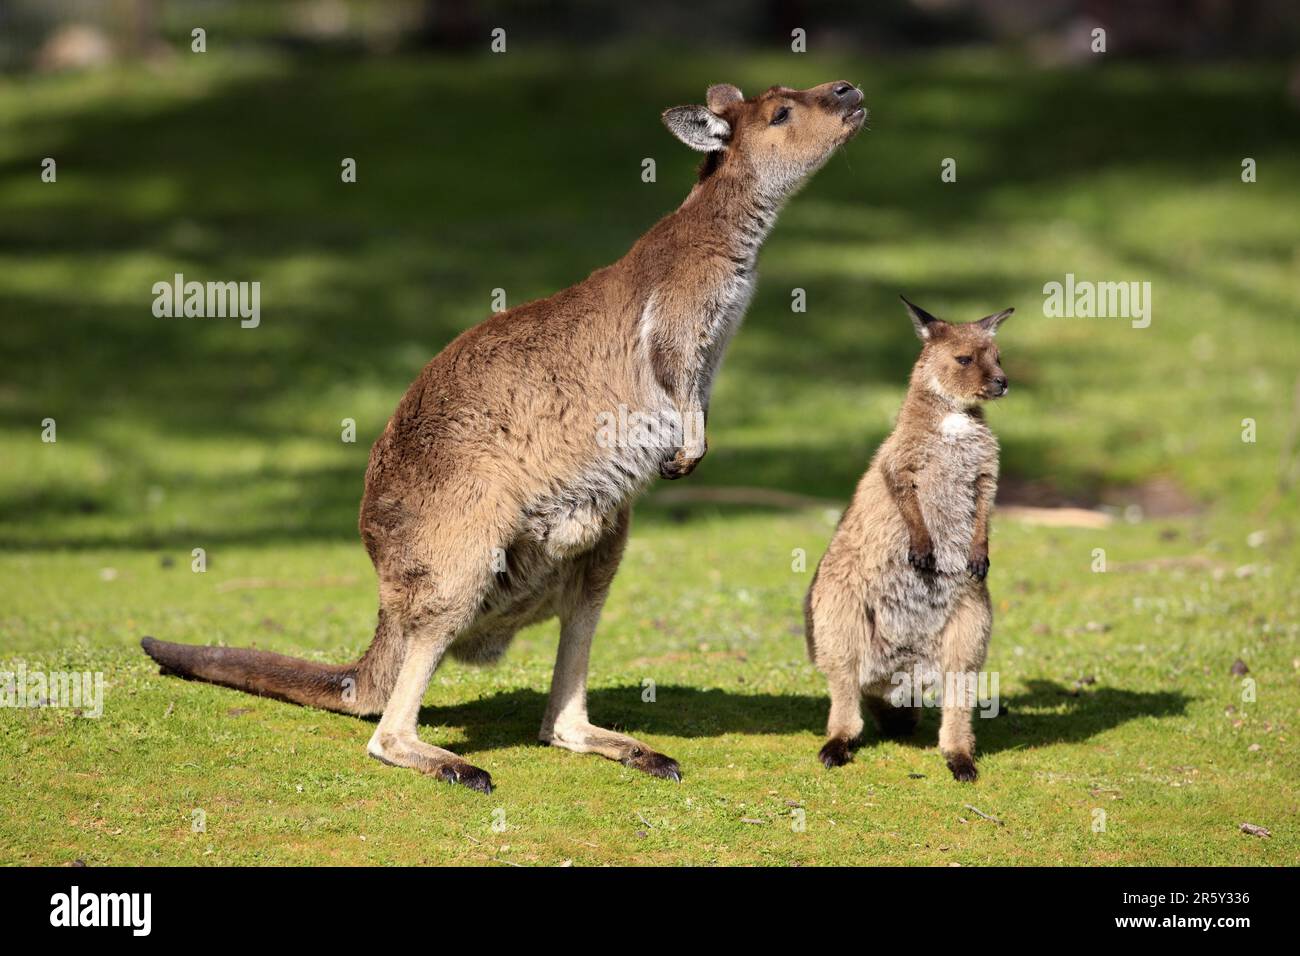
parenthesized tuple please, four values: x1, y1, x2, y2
(967, 556, 989, 580)
(819, 737, 853, 769)
(946, 754, 978, 783)
(659, 442, 706, 481)
(908, 546, 936, 573)
(436, 762, 494, 794)
(658, 457, 687, 480)
(659, 455, 699, 480)
(624, 749, 683, 782)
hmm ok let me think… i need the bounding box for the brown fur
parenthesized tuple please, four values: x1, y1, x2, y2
(142, 80, 868, 793)
(805, 296, 1013, 781)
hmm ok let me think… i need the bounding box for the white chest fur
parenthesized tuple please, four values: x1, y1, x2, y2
(940, 412, 977, 440)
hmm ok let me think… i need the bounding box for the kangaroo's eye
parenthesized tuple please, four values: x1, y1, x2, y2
(956, 355, 973, 366)
(771, 106, 791, 126)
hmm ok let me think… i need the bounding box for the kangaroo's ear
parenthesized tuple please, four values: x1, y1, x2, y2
(706, 84, 744, 112)
(900, 295, 945, 341)
(663, 105, 731, 152)
(977, 307, 1014, 334)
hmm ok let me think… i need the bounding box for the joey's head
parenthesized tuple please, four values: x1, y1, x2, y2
(900, 295, 1014, 406)
(662, 81, 866, 198)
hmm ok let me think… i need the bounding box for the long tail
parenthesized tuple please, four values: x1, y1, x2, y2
(141, 614, 401, 716)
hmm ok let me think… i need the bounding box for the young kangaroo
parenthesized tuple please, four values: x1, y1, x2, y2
(805, 295, 1013, 782)
(141, 81, 867, 793)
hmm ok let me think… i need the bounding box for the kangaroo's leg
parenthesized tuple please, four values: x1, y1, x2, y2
(366, 634, 493, 793)
(810, 592, 870, 769)
(365, 520, 500, 793)
(819, 665, 864, 768)
(539, 507, 681, 782)
(936, 588, 992, 782)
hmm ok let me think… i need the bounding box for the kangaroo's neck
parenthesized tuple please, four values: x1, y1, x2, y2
(675, 168, 783, 263)
(627, 167, 789, 408)
(898, 379, 984, 432)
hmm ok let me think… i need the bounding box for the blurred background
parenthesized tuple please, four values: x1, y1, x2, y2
(1, 0, 1297, 549)
(5, 0, 1300, 67)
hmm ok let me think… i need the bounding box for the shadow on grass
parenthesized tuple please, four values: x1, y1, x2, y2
(415, 680, 1190, 759)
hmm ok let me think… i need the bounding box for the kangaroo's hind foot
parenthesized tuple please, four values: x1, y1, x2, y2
(368, 729, 494, 794)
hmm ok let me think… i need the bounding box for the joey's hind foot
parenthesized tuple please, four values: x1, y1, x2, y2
(946, 754, 977, 783)
(819, 737, 854, 769)
(624, 748, 682, 782)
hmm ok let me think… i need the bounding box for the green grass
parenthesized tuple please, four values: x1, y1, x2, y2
(1, 48, 1297, 865)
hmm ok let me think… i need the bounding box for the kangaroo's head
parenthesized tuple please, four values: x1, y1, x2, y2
(900, 295, 1014, 405)
(662, 81, 866, 197)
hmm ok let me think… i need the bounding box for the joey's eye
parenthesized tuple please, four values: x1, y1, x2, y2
(771, 106, 791, 126)
(956, 355, 973, 366)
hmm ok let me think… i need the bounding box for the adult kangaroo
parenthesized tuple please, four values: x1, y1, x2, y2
(142, 81, 868, 793)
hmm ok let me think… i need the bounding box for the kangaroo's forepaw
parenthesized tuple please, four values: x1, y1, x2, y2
(624, 748, 682, 782)
(966, 554, 989, 580)
(946, 754, 977, 783)
(819, 737, 854, 769)
(907, 543, 936, 573)
(435, 761, 495, 794)
(658, 445, 705, 480)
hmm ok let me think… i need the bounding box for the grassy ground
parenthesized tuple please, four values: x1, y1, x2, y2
(1, 49, 1297, 865)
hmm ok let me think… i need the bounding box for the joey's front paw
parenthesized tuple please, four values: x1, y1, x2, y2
(907, 541, 936, 573)
(966, 551, 989, 581)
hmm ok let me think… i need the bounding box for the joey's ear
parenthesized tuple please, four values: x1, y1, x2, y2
(900, 295, 945, 342)
(977, 307, 1014, 334)
(663, 105, 731, 152)
(706, 84, 744, 112)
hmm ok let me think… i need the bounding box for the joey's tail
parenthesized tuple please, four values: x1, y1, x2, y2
(140, 614, 401, 716)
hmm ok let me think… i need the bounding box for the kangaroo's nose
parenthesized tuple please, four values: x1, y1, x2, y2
(830, 82, 864, 110)
(994, 376, 1009, 391)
